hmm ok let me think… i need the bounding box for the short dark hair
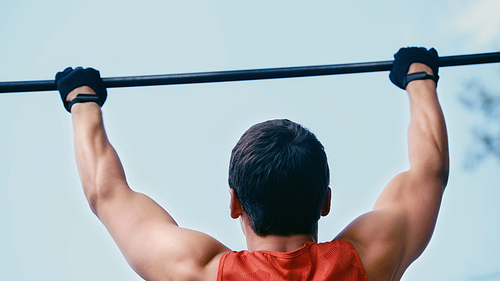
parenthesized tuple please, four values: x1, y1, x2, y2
(228, 119, 330, 236)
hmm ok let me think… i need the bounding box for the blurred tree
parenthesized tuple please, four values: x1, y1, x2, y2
(459, 80, 500, 169)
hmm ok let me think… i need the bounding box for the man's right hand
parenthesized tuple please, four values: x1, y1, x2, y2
(389, 47, 439, 89)
(55, 67, 107, 112)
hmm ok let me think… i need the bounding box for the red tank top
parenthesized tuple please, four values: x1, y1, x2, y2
(217, 239, 368, 281)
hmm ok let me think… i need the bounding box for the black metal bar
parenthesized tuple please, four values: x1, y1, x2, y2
(1, 52, 499, 94)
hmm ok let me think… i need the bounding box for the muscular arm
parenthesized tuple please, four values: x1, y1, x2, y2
(374, 63, 448, 273)
(69, 87, 229, 280)
(337, 63, 449, 280)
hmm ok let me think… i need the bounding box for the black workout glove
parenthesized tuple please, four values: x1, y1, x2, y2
(389, 47, 439, 90)
(55, 67, 107, 112)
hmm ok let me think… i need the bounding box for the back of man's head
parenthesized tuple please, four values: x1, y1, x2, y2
(229, 119, 330, 237)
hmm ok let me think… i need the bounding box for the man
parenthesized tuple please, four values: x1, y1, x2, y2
(56, 47, 448, 280)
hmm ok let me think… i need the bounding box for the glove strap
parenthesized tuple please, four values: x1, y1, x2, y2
(66, 94, 101, 113)
(406, 71, 438, 86)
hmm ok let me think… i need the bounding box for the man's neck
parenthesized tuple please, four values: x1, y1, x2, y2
(246, 233, 317, 252)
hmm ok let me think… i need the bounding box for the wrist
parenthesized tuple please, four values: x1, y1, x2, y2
(66, 86, 96, 102)
(70, 102, 102, 115)
(406, 79, 436, 91)
(405, 62, 437, 90)
(408, 63, 433, 77)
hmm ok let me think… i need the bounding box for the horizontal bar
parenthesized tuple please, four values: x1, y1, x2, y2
(1, 51, 499, 93)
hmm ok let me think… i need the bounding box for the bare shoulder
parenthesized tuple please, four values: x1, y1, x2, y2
(138, 227, 230, 281)
(178, 229, 231, 281)
(336, 208, 407, 281)
(204, 251, 228, 281)
(95, 189, 232, 281)
(336, 171, 445, 281)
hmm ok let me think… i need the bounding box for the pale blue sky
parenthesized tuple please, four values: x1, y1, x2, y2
(1, 1, 499, 280)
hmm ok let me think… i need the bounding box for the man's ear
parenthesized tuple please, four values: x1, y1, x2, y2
(321, 187, 331, 216)
(229, 188, 243, 219)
